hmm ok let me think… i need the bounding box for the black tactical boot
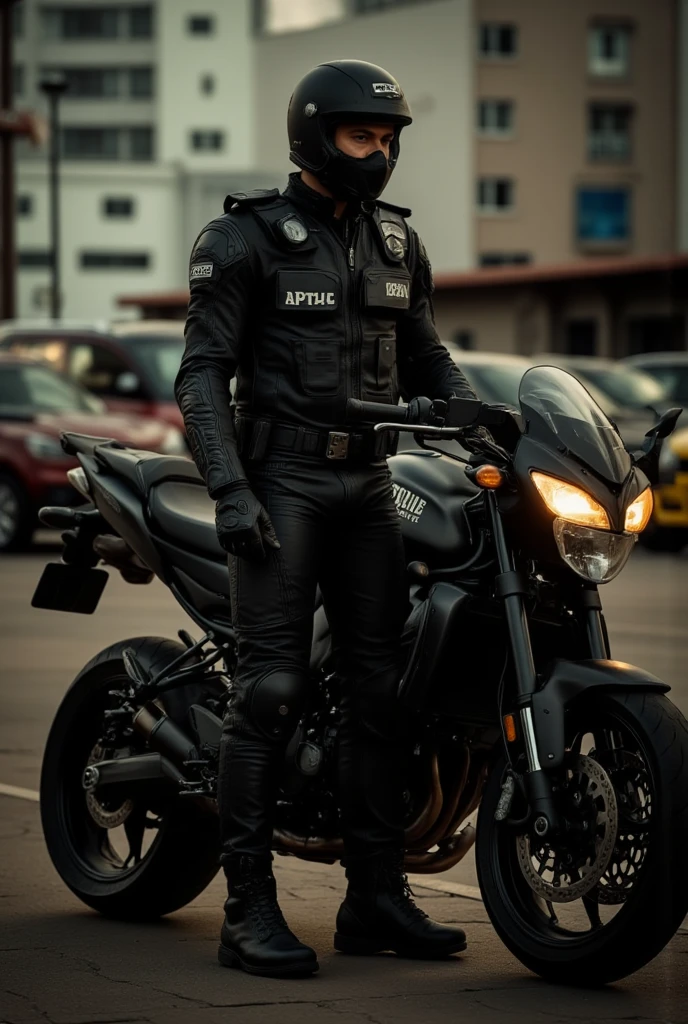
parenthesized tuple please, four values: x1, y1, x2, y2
(219, 856, 319, 977)
(334, 851, 467, 959)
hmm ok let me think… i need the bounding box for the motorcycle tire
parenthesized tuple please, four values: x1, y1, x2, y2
(40, 636, 221, 920)
(477, 691, 688, 985)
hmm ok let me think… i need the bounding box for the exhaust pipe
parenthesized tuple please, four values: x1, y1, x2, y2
(133, 703, 199, 765)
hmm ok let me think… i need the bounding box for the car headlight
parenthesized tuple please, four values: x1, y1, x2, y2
(658, 442, 680, 484)
(531, 472, 610, 529)
(159, 426, 187, 456)
(624, 487, 653, 533)
(25, 433, 72, 460)
(553, 520, 636, 583)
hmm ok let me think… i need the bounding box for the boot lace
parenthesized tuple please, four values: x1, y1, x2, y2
(243, 875, 289, 941)
(387, 871, 429, 924)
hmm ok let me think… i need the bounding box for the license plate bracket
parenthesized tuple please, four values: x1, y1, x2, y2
(31, 562, 109, 614)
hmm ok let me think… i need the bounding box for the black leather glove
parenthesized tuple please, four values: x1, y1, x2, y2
(215, 483, 280, 563)
(462, 424, 497, 455)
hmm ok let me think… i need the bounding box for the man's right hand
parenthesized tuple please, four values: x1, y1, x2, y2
(215, 484, 280, 563)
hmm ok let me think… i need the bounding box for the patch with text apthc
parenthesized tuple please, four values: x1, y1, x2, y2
(190, 263, 214, 280)
(276, 270, 341, 310)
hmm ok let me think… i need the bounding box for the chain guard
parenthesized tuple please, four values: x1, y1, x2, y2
(516, 755, 618, 904)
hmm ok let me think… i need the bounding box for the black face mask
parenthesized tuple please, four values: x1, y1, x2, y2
(321, 149, 393, 202)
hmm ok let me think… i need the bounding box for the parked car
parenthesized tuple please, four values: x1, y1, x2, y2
(623, 352, 688, 408)
(444, 349, 533, 407)
(0, 354, 186, 552)
(643, 423, 688, 552)
(0, 319, 186, 431)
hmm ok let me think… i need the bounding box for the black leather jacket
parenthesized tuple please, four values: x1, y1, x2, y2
(175, 173, 477, 498)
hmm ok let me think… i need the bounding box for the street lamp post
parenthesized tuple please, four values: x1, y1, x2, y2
(39, 73, 67, 320)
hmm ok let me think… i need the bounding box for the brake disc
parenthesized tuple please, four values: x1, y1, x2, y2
(84, 744, 133, 829)
(516, 754, 618, 904)
(595, 751, 652, 905)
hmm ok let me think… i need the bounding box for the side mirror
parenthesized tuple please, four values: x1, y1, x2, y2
(114, 371, 141, 395)
(631, 407, 683, 484)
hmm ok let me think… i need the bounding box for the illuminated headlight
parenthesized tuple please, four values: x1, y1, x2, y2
(159, 426, 187, 456)
(624, 488, 653, 533)
(553, 520, 636, 583)
(25, 433, 72, 460)
(531, 472, 609, 529)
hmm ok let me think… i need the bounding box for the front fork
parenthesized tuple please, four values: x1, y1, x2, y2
(486, 492, 608, 836)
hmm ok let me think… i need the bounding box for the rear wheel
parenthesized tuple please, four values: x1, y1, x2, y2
(477, 692, 688, 984)
(40, 637, 221, 920)
(0, 473, 33, 552)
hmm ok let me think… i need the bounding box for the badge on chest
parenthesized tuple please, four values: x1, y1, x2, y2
(276, 271, 341, 311)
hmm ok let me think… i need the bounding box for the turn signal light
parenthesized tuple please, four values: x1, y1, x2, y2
(624, 487, 653, 533)
(475, 465, 504, 489)
(531, 472, 610, 529)
(503, 714, 517, 743)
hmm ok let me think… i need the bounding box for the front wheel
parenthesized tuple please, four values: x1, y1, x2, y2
(477, 692, 688, 984)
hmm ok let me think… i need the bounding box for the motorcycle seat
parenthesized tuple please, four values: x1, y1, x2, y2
(94, 444, 203, 495)
(148, 480, 222, 558)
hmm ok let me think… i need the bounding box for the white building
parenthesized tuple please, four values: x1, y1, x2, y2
(12, 0, 474, 319)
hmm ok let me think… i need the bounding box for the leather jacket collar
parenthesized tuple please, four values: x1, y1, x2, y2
(284, 172, 367, 224)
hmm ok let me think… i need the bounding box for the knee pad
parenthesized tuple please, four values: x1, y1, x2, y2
(249, 670, 308, 742)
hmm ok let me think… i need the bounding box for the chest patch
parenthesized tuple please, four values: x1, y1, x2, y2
(364, 271, 412, 310)
(276, 271, 341, 311)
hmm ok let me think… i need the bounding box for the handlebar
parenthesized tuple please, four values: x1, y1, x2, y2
(345, 396, 512, 430)
(346, 398, 414, 425)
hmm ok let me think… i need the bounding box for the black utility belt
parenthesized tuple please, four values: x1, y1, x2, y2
(236, 417, 398, 463)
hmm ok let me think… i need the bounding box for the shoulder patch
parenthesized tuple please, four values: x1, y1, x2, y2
(189, 216, 248, 277)
(223, 188, 281, 212)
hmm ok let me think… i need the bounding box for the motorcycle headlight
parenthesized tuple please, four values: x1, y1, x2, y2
(25, 433, 72, 460)
(531, 472, 610, 529)
(624, 487, 653, 533)
(159, 426, 187, 456)
(553, 519, 636, 583)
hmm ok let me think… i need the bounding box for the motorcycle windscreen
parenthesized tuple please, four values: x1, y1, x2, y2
(519, 365, 632, 485)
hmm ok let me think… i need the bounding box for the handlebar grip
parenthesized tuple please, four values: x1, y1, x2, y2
(345, 398, 409, 425)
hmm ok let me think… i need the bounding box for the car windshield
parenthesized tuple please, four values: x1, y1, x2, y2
(580, 365, 668, 409)
(119, 334, 184, 400)
(519, 365, 631, 484)
(0, 363, 102, 413)
(458, 362, 528, 407)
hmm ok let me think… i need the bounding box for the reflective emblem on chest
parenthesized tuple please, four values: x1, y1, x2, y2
(364, 271, 412, 309)
(276, 270, 341, 311)
(386, 281, 410, 300)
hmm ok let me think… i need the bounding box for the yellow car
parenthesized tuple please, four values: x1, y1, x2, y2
(644, 425, 688, 551)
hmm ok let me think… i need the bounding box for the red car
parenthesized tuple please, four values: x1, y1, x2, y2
(0, 354, 187, 552)
(0, 320, 186, 431)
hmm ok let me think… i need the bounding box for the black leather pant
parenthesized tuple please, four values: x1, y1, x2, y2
(217, 455, 409, 867)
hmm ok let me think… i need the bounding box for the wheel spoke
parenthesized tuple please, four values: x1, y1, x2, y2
(123, 804, 147, 867)
(583, 893, 602, 930)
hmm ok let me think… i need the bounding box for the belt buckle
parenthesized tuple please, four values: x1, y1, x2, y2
(326, 431, 350, 460)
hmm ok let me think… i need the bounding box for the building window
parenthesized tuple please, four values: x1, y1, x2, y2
(13, 3, 24, 37)
(187, 14, 215, 35)
(129, 67, 154, 98)
(588, 104, 632, 162)
(103, 197, 135, 218)
(477, 99, 514, 137)
(577, 187, 631, 244)
(17, 195, 33, 217)
(13, 65, 24, 99)
(200, 73, 216, 95)
(129, 5, 153, 38)
(62, 126, 154, 161)
(477, 177, 515, 213)
(190, 129, 226, 152)
(80, 251, 150, 270)
(479, 252, 530, 267)
(479, 23, 518, 58)
(42, 6, 153, 40)
(588, 25, 630, 77)
(566, 319, 598, 356)
(18, 251, 53, 269)
(356, 0, 435, 11)
(256, 0, 345, 34)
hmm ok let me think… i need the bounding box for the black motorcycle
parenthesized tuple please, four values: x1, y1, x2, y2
(35, 365, 688, 985)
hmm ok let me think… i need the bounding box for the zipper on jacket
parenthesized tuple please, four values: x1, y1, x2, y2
(348, 215, 362, 400)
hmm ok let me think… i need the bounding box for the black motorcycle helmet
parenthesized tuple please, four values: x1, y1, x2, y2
(287, 60, 413, 202)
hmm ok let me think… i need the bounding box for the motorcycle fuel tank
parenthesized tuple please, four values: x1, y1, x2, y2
(388, 450, 478, 566)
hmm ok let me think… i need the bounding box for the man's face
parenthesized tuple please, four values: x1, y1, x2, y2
(334, 123, 395, 161)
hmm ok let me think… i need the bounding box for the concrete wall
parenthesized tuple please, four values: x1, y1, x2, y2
(254, 0, 475, 274)
(475, 0, 677, 264)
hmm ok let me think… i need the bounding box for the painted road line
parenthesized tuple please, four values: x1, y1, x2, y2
(0, 782, 40, 802)
(408, 875, 482, 902)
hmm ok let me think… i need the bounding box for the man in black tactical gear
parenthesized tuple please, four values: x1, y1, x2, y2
(176, 60, 477, 978)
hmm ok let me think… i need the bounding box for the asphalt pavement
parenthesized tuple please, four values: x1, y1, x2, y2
(1, 540, 687, 1023)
